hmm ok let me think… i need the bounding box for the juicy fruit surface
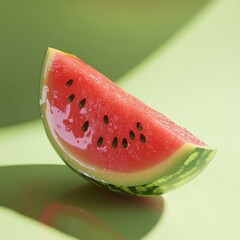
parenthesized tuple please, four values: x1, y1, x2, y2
(40, 48, 215, 194)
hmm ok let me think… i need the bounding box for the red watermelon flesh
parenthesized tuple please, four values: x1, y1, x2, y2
(40, 48, 215, 195)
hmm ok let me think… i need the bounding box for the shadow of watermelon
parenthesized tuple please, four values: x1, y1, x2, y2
(0, 0, 211, 127)
(0, 165, 164, 240)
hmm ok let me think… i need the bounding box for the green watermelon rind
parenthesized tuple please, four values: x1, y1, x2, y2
(63, 146, 216, 196)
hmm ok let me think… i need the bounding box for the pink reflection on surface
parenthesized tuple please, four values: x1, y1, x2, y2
(41, 203, 126, 240)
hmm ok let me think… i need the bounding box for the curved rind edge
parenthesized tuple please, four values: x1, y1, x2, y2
(90, 147, 216, 196)
(65, 147, 216, 196)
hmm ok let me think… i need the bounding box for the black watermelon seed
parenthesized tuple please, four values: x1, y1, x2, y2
(103, 115, 109, 124)
(137, 122, 142, 131)
(68, 94, 75, 102)
(66, 79, 73, 87)
(97, 137, 103, 146)
(82, 121, 89, 132)
(112, 137, 118, 148)
(140, 134, 146, 143)
(79, 98, 86, 108)
(129, 130, 135, 139)
(122, 138, 128, 148)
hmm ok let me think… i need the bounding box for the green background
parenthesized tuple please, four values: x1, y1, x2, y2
(1, 0, 240, 239)
(0, 0, 209, 127)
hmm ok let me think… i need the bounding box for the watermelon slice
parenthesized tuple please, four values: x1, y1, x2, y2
(39, 48, 216, 196)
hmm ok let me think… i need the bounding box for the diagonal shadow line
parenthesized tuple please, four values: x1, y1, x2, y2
(0, 0, 212, 127)
(0, 164, 164, 240)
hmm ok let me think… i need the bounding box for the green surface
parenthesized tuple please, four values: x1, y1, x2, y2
(1, 0, 240, 239)
(0, 165, 163, 240)
(0, 0, 209, 127)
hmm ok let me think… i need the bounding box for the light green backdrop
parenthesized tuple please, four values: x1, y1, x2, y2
(0, 0, 240, 239)
(0, 0, 209, 127)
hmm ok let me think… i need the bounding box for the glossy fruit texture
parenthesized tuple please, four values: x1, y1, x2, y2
(40, 48, 216, 196)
